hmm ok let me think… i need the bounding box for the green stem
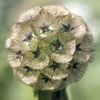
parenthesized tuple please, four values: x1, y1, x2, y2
(34, 88, 69, 100)
(51, 88, 68, 100)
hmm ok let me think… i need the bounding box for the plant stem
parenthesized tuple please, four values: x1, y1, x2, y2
(51, 88, 68, 100)
(34, 88, 69, 100)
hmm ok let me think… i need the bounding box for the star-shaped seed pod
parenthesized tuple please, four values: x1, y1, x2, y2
(73, 32, 94, 63)
(68, 14, 88, 43)
(15, 67, 39, 85)
(49, 39, 76, 63)
(43, 62, 69, 80)
(35, 73, 62, 91)
(67, 61, 88, 83)
(6, 5, 94, 91)
(32, 9, 60, 40)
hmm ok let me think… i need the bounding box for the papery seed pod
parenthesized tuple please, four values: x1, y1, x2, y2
(6, 5, 94, 91)
(14, 68, 39, 85)
(33, 9, 60, 39)
(25, 56, 49, 70)
(67, 61, 88, 83)
(50, 39, 76, 63)
(43, 62, 69, 80)
(58, 62, 88, 90)
(35, 73, 62, 91)
(59, 13, 88, 44)
(73, 32, 94, 63)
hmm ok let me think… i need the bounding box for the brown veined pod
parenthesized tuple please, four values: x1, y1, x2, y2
(14, 67, 39, 85)
(73, 32, 94, 63)
(35, 73, 62, 91)
(42, 61, 69, 80)
(14, 23, 39, 52)
(32, 8, 60, 40)
(58, 61, 88, 89)
(20, 40, 50, 70)
(58, 13, 88, 44)
(67, 61, 88, 83)
(49, 39, 76, 63)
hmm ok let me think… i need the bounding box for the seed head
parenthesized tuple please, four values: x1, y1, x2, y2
(6, 5, 94, 91)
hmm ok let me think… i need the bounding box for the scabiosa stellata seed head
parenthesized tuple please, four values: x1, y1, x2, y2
(6, 5, 94, 91)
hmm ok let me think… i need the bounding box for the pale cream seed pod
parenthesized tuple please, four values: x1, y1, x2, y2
(6, 5, 94, 91)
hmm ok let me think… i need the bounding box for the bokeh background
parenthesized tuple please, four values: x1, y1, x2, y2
(0, 0, 100, 100)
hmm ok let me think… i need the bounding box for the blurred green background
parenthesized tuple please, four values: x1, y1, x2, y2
(0, 0, 100, 100)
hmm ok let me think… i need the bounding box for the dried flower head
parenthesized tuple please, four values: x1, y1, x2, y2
(6, 5, 94, 91)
